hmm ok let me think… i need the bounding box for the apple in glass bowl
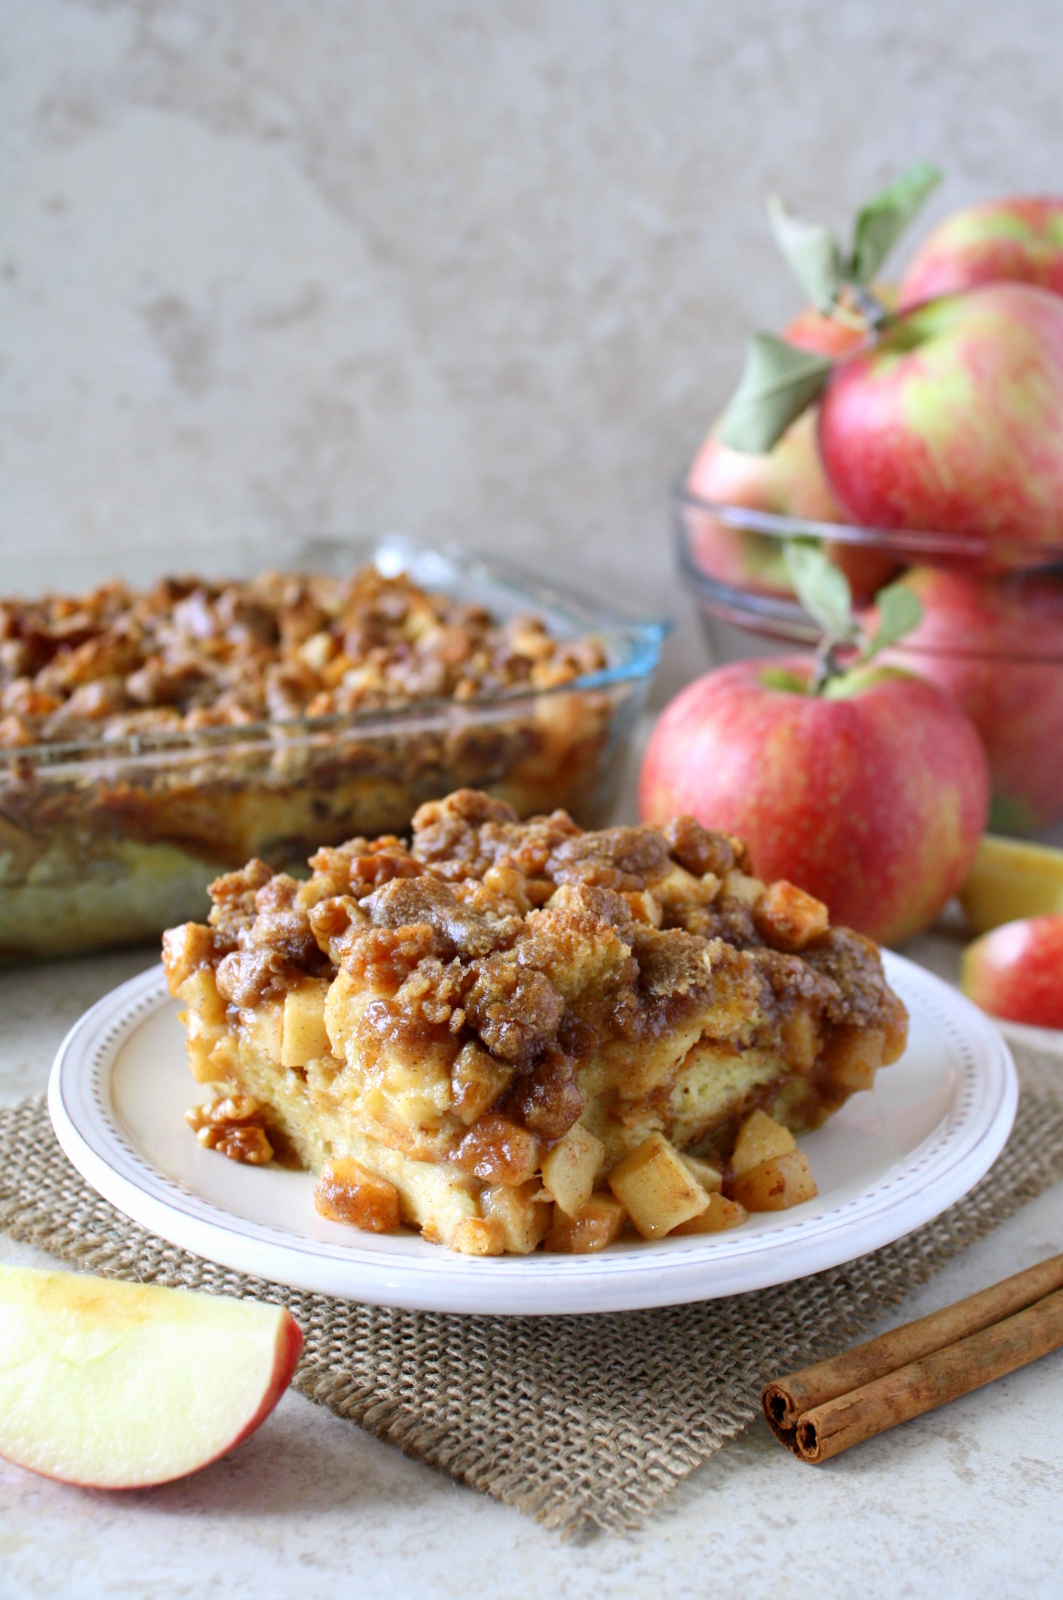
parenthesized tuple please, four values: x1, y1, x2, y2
(818, 283, 1063, 564)
(873, 564, 1063, 833)
(900, 197, 1063, 309)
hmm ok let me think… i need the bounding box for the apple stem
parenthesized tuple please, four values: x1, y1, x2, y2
(846, 283, 891, 332)
(810, 637, 845, 694)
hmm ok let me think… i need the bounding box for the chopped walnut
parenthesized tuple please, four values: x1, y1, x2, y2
(185, 1095, 274, 1165)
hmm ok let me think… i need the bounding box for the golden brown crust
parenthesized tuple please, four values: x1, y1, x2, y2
(0, 570, 608, 748)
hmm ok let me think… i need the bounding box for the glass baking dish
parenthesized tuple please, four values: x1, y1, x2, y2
(0, 535, 665, 960)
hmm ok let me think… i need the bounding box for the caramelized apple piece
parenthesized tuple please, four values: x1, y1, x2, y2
(314, 1158, 401, 1232)
(670, 1192, 748, 1234)
(731, 1109, 796, 1175)
(732, 1150, 818, 1212)
(754, 880, 830, 950)
(540, 1124, 606, 1216)
(607, 1132, 710, 1239)
(481, 1181, 551, 1254)
(546, 1194, 626, 1253)
(679, 1152, 723, 1193)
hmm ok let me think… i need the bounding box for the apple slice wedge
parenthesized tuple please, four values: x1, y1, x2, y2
(0, 1265, 303, 1488)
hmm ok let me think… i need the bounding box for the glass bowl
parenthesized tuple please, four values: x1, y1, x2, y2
(0, 535, 665, 960)
(675, 490, 1063, 839)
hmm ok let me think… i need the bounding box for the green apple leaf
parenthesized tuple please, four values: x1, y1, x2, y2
(864, 580, 923, 657)
(849, 161, 943, 285)
(766, 194, 844, 314)
(783, 537, 858, 644)
(716, 334, 833, 454)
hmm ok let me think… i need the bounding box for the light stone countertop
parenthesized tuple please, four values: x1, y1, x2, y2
(1, 927, 1062, 1600)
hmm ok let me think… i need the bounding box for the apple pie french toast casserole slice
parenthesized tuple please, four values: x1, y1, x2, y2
(163, 788, 908, 1256)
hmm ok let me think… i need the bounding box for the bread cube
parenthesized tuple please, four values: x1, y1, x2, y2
(282, 979, 333, 1068)
(671, 1192, 747, 1234)
(314, 1158, 401, 1233)
(732, 1149, 818, 1212)
(448, 1216, 506, 1256)
(481, 1181, 550, 1254)
(540, 1124, 606, 1217)
(607, 1132, 710, 1239)
(546, 1194, 626, 1253)
(731, 1109, 796, 1176)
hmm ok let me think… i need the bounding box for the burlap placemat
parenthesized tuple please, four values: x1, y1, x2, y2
(2, 1041, 1062, 1535)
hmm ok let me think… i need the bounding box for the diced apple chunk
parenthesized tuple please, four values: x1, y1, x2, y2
(679, 1152, 723, 1193)
(0, 1266, 302, 1488)
(670, 1192, 748, 1234)
(176, 964, 227, 1027)
(481, 1181, 550, 1254)
(540, 1124, 606, 1217)
(607, 1132, 710, 1239)
(314, 1158, 401, 1233)
(282, 979, 333, 1068)
(546, 1194, 626, 1253)
(753, 880, 830, 950)
(731, 1109, 796, 1176)
(722, 869, 766, 906)
(732, 1149, 818, 1212)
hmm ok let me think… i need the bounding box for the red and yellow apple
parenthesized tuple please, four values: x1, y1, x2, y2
(686, 308, 896, 601)
(0, 1266, 303, 1488)
(873, 565, 1063, 832)
(900, 197, 1063, 309)
(961, 915, 1063, 1029)
(818, 283, 1063, 558)
(639, 657, 989, 946)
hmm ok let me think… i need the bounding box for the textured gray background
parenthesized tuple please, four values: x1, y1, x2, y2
(3, 0, 1062, 697)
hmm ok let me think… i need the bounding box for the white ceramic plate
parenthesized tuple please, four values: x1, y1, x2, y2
(49, 955, 1016, 1316)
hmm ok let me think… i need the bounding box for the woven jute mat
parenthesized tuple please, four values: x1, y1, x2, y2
(2, 1041, 1062, 1535)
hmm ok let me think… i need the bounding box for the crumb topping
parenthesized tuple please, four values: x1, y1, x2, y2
(165, 790, 908, 1151)
(0, 569, 607, 748)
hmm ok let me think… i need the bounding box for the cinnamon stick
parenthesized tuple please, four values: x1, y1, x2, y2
(792, 1286, 1063, 1463)
(763, 1250, 1063, 1442)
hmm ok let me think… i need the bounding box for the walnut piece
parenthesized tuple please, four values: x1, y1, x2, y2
(185, 1095, 274, 1165)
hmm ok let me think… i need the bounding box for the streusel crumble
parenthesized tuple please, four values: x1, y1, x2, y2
(164, 789, 908, 1255)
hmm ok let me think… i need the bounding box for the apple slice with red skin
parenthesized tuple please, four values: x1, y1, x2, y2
(0, 1266, 303, 1488)
(961, 916, 1063, 1030)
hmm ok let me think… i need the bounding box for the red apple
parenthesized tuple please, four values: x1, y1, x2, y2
(0, 1266, 303, 1488)
(686, 310, 897, 601)
(638, 657, 989, 946)
(961, 915, 1063, 1029)
(900, 198, 1063, 309)
(818, 283, 1063, 558)
(875, 566, 1063, 832)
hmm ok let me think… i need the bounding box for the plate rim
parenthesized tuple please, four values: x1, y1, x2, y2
(47, 952, 1018, 1316)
